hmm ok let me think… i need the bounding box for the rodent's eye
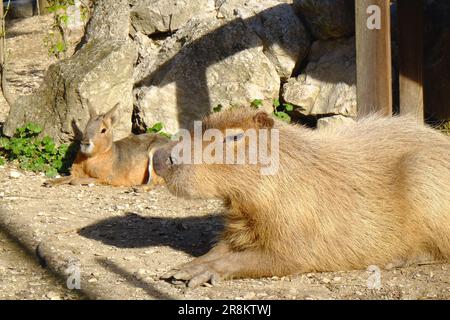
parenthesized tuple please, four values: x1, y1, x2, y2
(101, 128, 107, 134)
(224, 133, 244, 143)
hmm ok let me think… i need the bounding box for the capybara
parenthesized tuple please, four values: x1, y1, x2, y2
(153, 107, 450, 288)
(45, 102, 169, 187)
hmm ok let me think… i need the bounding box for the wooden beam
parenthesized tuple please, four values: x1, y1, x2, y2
(355, 0, 392, 116)
(397, 0, 424, 122)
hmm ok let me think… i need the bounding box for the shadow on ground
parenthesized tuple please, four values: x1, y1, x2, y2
(78, 212, 224, 257)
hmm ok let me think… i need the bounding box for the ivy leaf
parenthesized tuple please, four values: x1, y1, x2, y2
(273, 99, 280, 108)
(274, 111, 291, 123)
(26, 123, 42, 134)
(148, 122, 163, 133)
(250, 99, 262, 109)
(213, 104, 223, 113)
(283, 103, 294, 112)
(45, 167, 58, 178)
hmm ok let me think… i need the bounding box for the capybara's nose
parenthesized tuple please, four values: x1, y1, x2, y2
(153, 147, 170, 177)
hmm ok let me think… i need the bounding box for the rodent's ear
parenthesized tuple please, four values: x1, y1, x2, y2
(253, 111, 274, 129)
(87, 100, 97, 119)
(104, 103, 120, 125)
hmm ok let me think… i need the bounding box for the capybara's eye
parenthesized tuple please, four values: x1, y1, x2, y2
(101, 128, 107, 134)
(224, 133, 244, 143)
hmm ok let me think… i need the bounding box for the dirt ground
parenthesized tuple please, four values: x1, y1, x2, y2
(0, 15, 449, 300)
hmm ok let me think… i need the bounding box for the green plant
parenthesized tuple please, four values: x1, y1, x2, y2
(0, 123, 70, 177)
(273, 99, 294, 123)
(147, 122, 172, 139)
(44, 0, 75, 59)
(213, 104, 223, 113)
(250, 99, 262, 109)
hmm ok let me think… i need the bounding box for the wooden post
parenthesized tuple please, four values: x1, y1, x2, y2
(355, 0, 392, 116)
(37, 0, 51, 15)
(397, 0, 424, 122)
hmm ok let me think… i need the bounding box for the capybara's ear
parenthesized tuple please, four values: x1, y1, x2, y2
(253, 111, 274, 129)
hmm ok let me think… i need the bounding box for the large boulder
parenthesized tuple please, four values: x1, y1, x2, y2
(293, 0, 354, 40)
(217, 0, 311, 79)
(3, 40, 137, 143)
(134, 17, 280, 133)
(83, 0, 130, 42)
(282, 37, 356, 117)
(130, 0, 215, 35)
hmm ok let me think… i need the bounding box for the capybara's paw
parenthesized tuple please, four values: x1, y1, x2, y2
(161, 262, 222, 288)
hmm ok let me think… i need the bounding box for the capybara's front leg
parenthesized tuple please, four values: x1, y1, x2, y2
(162, 242, 231, 278)
(162, 248, 277, 288)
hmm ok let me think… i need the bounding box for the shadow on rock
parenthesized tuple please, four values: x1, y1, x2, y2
(78, 212, 223, 257)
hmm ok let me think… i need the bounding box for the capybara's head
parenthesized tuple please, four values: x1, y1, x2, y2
(80, 102, 119, 156)
(153, 107, 280, 199)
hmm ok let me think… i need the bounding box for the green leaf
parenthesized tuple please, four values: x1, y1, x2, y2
(250, 99, 262, 108)
(45, 167, 58, 178)
(0, 137, 9, 148)
(26, 123, 42, 134)
(159, 132, 172, 139)
(148, 122, 164, 133)
(274, 111, 291, 123)
(273, 99, 280, 108)
(0, 157, 5, 166)
(213, 104, 223, 113)
(283, 103, 294, 112)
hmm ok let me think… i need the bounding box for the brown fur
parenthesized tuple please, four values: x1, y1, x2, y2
(154, 107, 450, 287)
(46, 103, 169, 187)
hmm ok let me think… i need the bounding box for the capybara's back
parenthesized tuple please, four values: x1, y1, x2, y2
(281, 115, 450, 270)
(154, 108, 450, 286)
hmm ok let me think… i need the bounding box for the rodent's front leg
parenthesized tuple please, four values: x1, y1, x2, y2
(69, 177, 98, 186)
(43, 175, 74, 187)
(162, 248, 275, 288)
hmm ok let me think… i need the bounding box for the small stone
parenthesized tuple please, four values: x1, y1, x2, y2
(88, 277, 98, 283)
(243, 292, 256, 299)
(46, 291, 61, 300)
(9, 170, 22, 178)
(123, 256, 136, 261)
(333, 276, 342, 282)
(322, 277, 331, 284)
(257, 292, 268, 297)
